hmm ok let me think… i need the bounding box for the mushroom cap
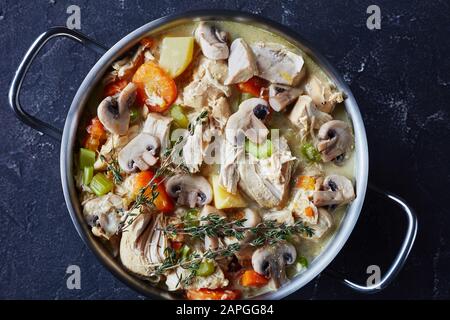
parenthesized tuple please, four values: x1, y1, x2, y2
(313, 174, 355, 206)
(225, 98, 269, 144)
(251, 241, 297, 288)
(165, 174, 213, 208)
(317, 120, 353, 162)
(97, 82, 136, 135)
(118, 133, 160, 173)
(194, 22, 229, 60)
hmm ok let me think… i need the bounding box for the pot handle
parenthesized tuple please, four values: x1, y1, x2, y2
(8, 27, 108, 141)
(325, 185, 418, 293)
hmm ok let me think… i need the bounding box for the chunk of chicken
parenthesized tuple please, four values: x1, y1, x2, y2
(288, 95, 332, 140)
(83, 194, 124, 240)
(183, 57, 231, 109)
(182, 119, 204, 173)
(238, 137, 295, 208)
(120, 212, 170, 277)
(304, 75, 344, 114)
(224, 38, 258, 85)
(251, 42, 305, 86)
(142, 112, 173, 156)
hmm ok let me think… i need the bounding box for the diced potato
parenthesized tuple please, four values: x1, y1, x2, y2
(211, 175, 247, 209)
(159, 37, 194, 78)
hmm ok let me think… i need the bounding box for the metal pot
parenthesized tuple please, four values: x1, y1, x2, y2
(8, 10, 417, 300)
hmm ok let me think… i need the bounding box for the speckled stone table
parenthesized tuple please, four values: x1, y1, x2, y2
(0, 0, 448, 299)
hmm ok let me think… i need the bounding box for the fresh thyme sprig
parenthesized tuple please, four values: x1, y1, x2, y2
(100, 155, 123, 184)
(160, 214, 314, 245)
(152, 243, 241, 286)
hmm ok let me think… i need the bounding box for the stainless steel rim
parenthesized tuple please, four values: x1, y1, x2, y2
(60, 10, 369, 300)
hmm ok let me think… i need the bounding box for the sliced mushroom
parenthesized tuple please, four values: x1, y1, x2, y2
(118, 133, 160, 173)
(219, 98, 270, 193)
(317, 120, 353, 162)
(224, 38, 258, 85)
(288, 95, 333, 139)
(251, 42, 305, 86)
(313, 174, 355, 206)
(268, 84, 302, 112)
(165, 174, 213, 208)
(304, 75, 344, 114)
(194, 22, 229, 60)
(251, 241, 297, 288)
(97, 82, 136, 135)
(200, 205, 226, 250)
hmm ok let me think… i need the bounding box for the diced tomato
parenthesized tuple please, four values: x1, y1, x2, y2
(134, 171, 174, 213)
(187, 288, 241, 300)
(237, 76, 269, 100)
(171, 241, 184, 251)
(132, 61, 177, 113)
(103, 79, 129, 97)
(240, 270, 269, 287)
(84, 116, 107, 151)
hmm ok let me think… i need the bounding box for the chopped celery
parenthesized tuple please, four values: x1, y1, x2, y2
(79, 148, 96, 168)
(245, 139, 272, 159)
(184, 209, 199, 227)
(300, 143, 321, 163)
(83, 166, 94, 185)
(179, 245, 191, 261)
(296, 256, 309, 268)
(130, 107, 139, 123)
(170, 104, 189, 128)
(196, 259, 215, 277)
(90, 173, 113, 196)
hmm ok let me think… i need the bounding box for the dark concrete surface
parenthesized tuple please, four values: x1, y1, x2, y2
(0, 0, 449, 299)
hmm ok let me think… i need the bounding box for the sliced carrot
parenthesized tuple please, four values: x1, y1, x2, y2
(237, 76, 269, 100)
(187, 288, 240, 300)
(132, 61, 177, 113)
(103, 79, 129, 97)
(240, 270, 269, 287)
(84, 117, 107, 151)
(140, 37, 154, 48)
(296, 176, 316, 191)
(304, 206, 315, 218)
(134, 170, 174, 213)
